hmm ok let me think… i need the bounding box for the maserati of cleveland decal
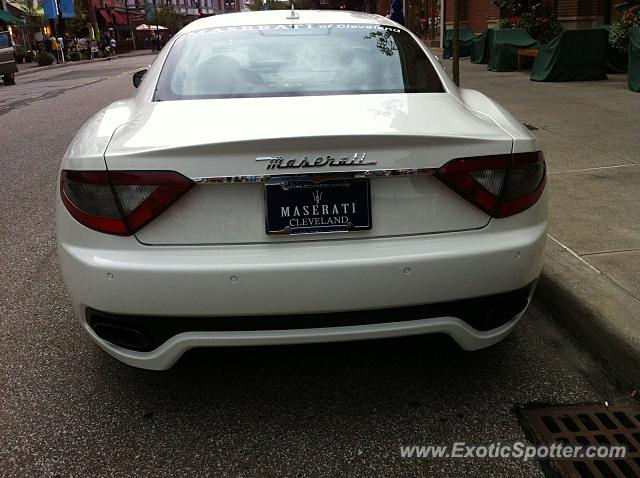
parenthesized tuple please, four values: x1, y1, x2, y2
(256, 153, 376, 171)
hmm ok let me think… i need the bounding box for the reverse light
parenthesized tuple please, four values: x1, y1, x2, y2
(435, 152, 546, 218)
(60, 170, 193, 235)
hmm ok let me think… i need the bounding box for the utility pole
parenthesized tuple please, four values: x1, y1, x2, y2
(126, 0, 136, 50)
(54, 0, 62, 37)
(55, 0, 65, 62)
(452, 0, 459, 86)
(153, 0, 159, 34)
(440, 0, 445, 48)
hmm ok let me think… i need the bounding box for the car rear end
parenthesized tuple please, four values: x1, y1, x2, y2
(0, 31, 18, 85)
(56, 12, 547, 370)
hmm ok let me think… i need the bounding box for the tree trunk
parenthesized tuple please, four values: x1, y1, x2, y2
(452, 0, 459, 86)
(83, 0, 98, 40)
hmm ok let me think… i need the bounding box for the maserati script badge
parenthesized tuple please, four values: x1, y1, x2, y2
(256, 153, 375, 170)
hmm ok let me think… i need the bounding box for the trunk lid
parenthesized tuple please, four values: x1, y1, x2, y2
(104, 94, 513, 245)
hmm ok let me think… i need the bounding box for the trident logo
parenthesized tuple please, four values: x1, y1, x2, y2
(312, 190, 322, 205)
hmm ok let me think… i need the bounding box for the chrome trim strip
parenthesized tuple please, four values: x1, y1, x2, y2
(191, 168, 437, 184)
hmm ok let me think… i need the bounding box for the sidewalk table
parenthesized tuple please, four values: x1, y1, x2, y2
(517, 49, 538, 71)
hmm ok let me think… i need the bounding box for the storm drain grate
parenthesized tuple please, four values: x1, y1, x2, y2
(519, 404, 640, 478)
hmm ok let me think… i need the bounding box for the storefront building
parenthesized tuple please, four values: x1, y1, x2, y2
(367, 0, 629, 47)
(442, 0, 629, 34)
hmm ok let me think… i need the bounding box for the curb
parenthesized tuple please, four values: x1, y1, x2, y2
(536, 237, 640, 387)
(15, 50, 155, 78)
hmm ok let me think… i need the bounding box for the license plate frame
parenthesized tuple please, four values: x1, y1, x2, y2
(264, 178, 372, 236)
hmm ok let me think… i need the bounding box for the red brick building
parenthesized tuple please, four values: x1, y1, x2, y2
(370, 0, 628, 47)
(443, 0, 626, 34)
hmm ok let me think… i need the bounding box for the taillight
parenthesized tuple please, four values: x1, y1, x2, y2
(435, 152, 546, 218)
(60, 170, 193, 235)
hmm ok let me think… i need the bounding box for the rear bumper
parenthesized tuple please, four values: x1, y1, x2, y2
(59, 215, 546, 316)
(0, 57, 18, 75)
(57, 195, 547, 369)
(83, 301, 530, 371)
(86, 281, 534, 350)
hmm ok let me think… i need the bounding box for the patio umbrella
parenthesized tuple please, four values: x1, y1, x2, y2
(135, 23, 167, 31)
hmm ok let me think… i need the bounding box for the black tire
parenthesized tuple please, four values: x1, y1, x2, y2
(2, 73, 16, 85)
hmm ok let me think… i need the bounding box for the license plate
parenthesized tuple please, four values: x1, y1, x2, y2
(265, 178, 371, 235)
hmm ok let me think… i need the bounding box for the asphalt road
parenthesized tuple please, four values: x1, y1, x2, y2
(0, 55, 152, 114)
(0, 56, 633, 478)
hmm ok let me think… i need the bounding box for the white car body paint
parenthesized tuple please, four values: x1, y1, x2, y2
(57, 10, 547, 370)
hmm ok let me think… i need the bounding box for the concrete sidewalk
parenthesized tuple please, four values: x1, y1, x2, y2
(15, 49, 155, 77)
(441, 58, 640, 385)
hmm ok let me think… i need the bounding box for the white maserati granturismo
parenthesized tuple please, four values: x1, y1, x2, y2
(56, 10, 547, 370)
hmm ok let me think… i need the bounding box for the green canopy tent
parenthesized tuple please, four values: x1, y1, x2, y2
(629, 26, 640, 92)
(599, 25, 628, 73)
(443, 26, 478, 59)
(0, 9, 23, 25)
(530, 28, 608, 82)
(470, 28, 494, 64)
(488, 28, 539, 72)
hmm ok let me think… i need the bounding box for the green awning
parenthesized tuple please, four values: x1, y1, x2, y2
(7, 1, 44, 17)
(0, 9, 23, 24)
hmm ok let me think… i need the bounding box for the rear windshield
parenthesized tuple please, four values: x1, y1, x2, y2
(154, 23, 444, 100)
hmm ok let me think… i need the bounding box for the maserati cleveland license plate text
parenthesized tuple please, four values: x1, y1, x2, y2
(265, 179, 371, 235)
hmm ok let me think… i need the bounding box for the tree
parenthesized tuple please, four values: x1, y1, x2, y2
(493, 0, 539, 17)
(610, 4, 640, 51)
(15, 0, 41, 48)
(452, 0, 459, 86)
(156, 2, 183, 33)
(64, 0, 92, 36)
(493, 0, 562, 44)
